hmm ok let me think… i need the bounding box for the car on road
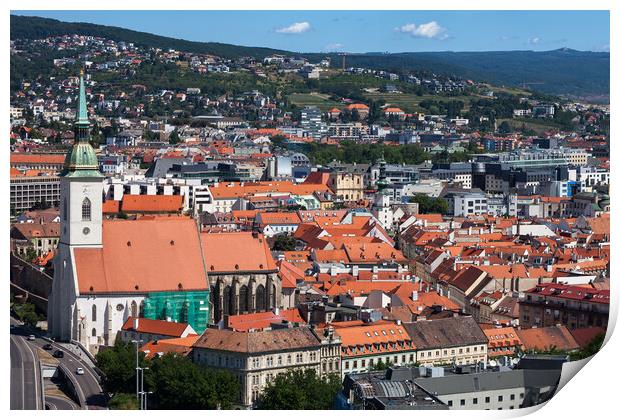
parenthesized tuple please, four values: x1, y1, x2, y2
(52, 350, 64, 358)
(76, 368, 85, 375)
(28, 334, 36, 341)
(43, 343, 53, 350)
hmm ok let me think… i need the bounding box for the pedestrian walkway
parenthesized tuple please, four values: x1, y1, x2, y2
(54, 342, 97, 369)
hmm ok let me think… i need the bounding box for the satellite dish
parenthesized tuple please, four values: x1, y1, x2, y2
(489, 360, 498, 367)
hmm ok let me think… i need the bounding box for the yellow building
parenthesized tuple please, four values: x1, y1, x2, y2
(328, 172, 364, 202)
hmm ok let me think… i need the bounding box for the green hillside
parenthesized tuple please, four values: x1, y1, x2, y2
(11, 14, 609, 98)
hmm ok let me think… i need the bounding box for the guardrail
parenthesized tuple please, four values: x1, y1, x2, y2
(69, 340, 106, 378)
(57, 364, 86, 409)
(37, 359, 46, 409)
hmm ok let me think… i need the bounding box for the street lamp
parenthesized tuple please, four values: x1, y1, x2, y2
(139, 367, 150, 410)
(131, 339, 143, 401)
(139, 391, 154, 410)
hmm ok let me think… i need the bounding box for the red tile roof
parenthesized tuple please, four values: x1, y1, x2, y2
(257, 211, 302, 225)
(74, 217, 208, 294)
(516, 325, 580, 352)
(200, 232, 277, 273)
(10, 153, 66, 165)
(102, 200, 121, 214)
(525, 283, 610, 305)
(121, 195, 183, 213)
(121, 317, 193, 337)
(140, 335, 199, 359)
(569, 327, 606, 348)
(226, 309, 305, 332)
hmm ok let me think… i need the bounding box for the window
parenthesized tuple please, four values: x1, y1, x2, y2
(63, 198, 67, 221)
(91, 304, 97, 322)
(91, 328, 96, 337)
(82, 197, 91, 221)
(460, 399, 465, 406)
(510, 394, 515, 401)
(278, 356, 282, 366)
(498, 396, 503, 402)
(448, 401, 453, 407)
(345, 361, 350, 369)
(473, 398, 478, 405)
(485, 397, 490, 403)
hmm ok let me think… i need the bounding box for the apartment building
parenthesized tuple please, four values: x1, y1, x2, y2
(192, 326, 341, 407)
(519, 284, 610, 330)
(404, 317, 488, 367)
(10, 175, 61, 213)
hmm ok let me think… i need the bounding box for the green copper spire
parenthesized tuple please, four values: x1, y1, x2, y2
(76, 69, 89, 127)
(60, 70, 103, 178)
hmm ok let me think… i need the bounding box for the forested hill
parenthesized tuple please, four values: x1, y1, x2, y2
(305, 49, 610, 99)
(11, 14, 609, 98)
(10, 15, 290, 59)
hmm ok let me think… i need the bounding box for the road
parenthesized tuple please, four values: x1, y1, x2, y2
(10, 319, 43, 410)
(10, 317, 107, 409)
(46, 395, 79, 410)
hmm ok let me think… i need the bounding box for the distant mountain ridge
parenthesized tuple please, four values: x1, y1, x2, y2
(11, 15, 609, 98)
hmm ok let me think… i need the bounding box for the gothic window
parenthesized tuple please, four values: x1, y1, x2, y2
(239, 285, 248, 313)
(82, 197, 91, 221)
(256, 285, 266, 312)
(92, 328, 97, 337)
(63, 198, 67, 221)
(91, 304, 97, 321)
(131, 301, 138, 318)
(223, 286, 231, 316)
(271, 284, 277, 309)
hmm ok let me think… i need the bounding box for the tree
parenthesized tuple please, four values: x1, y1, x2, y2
(572, 333, 605, 360)
(96, 342, 146, 394)
(12, 302, 40, 327)
(168, 129, 180, 144)
(108, 393, 139, 410)
(25, 248, 39, 263)
(371, 359, 393, 371)
(255, 369, 341, 410)
(410, 193, 448, 214)
(271, 234, 296, 251)
(498, 120, 512, 134)
(30, 199, 51, 210)
(146, 353, 239, 409)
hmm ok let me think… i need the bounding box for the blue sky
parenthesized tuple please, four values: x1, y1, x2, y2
(13, 10, 610, 53)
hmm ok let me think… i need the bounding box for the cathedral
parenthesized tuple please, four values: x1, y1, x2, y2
(47, 72, 281, 354)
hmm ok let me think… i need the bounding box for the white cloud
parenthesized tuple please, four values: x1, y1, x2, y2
(528, 37, 541, 45)
(324, 43, 344, 52)
(396, 21, 448, 40)
(275, 22, 311, 34)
